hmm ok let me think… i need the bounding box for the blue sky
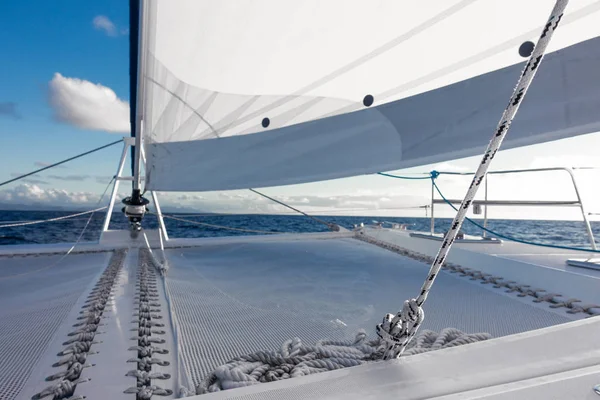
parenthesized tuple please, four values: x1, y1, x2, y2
(1, 1, 600, 220)
(0, 0, 128, 191)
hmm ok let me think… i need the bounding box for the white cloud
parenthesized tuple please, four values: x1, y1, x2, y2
(93, 15, 118, 37)
(198, 190, 429, 215)
(177, 194, 204, 201)
(48, 73, 130, 133)
(0, 184, 102, 207)
(529, 155, 600, 169)
(431, 162, 471, 172)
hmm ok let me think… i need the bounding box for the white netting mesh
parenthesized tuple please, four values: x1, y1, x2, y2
(164, 238, 573, 391)
(0, 253, 108, 400)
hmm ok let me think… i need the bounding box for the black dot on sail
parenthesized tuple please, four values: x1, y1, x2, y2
(261, 117, 270, 128)
(363, 94, 374, 107)
(518, 41, 535, 58)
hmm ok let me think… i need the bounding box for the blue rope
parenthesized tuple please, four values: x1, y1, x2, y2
(431, 179, 600, 254)
(377, 170, 599, 253)
(377, 172, 432, 180)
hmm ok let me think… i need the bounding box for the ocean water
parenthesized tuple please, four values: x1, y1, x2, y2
(0, 210, 599, 250)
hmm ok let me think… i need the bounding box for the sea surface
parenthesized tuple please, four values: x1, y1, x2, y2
(1, 210, 599, 250)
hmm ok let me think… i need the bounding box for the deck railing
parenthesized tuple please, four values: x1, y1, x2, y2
(430, 167, 597, 250)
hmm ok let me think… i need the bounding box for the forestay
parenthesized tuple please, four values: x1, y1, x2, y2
(140, 0, 600, 191)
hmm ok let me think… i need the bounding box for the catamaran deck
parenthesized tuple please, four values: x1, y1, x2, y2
(0, 252, 111, 400)
(1, 228, 598, 399)
(164, 236, 578, 390)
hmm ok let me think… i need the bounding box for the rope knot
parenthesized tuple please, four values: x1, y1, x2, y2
(376, 299, 424, 359)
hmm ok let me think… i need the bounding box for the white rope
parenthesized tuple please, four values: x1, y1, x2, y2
(142, 231, 169, 275)
(378, 0, 569, 360)
(0, 207, 107, 228)
(195, 328, 491, 394)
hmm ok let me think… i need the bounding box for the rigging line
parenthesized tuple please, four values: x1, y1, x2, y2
(377, 172, 432, 180)
(142, 230, 163, 266)
(432, 179, 600, 253)
(0, 207, 108, 229)
(147, 211, 286, 234)
(377, 0, 569, 360)
(140, 222, 169, 274)
(0, 217, 91, 224)
(0, 139, 123, 188)
(0, 177, 115, 280)
(248, 188, 337, 231)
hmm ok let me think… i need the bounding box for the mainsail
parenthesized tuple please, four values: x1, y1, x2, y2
(139, 0, 600, 191)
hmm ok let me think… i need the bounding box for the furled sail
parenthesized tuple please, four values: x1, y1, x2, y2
(140, 0, 600, 191)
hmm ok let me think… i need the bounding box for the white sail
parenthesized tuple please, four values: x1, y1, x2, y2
(141, 0, 600, 191)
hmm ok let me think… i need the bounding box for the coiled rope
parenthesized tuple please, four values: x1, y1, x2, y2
(195, 328, 491, 394)
(376, 0, 569, 360)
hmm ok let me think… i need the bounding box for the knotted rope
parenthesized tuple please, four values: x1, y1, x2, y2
(195, 328, 491, 394)
(377, 0, 568, 359)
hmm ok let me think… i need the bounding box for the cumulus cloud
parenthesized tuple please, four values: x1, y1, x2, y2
(273, 194, 426, 211)
(0, 184, 101, 207)
(431, 162, 471, 172)
(208, 190, 428, 215)
(48, 73, 129, 133)
(0, 182, 430, 215)
(93, 15, 118, 36)
(92, 15, 128, 37)
(0, 102, 21, 119)
(530, 155, 600, 169)
(177, 194, 204, 201)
